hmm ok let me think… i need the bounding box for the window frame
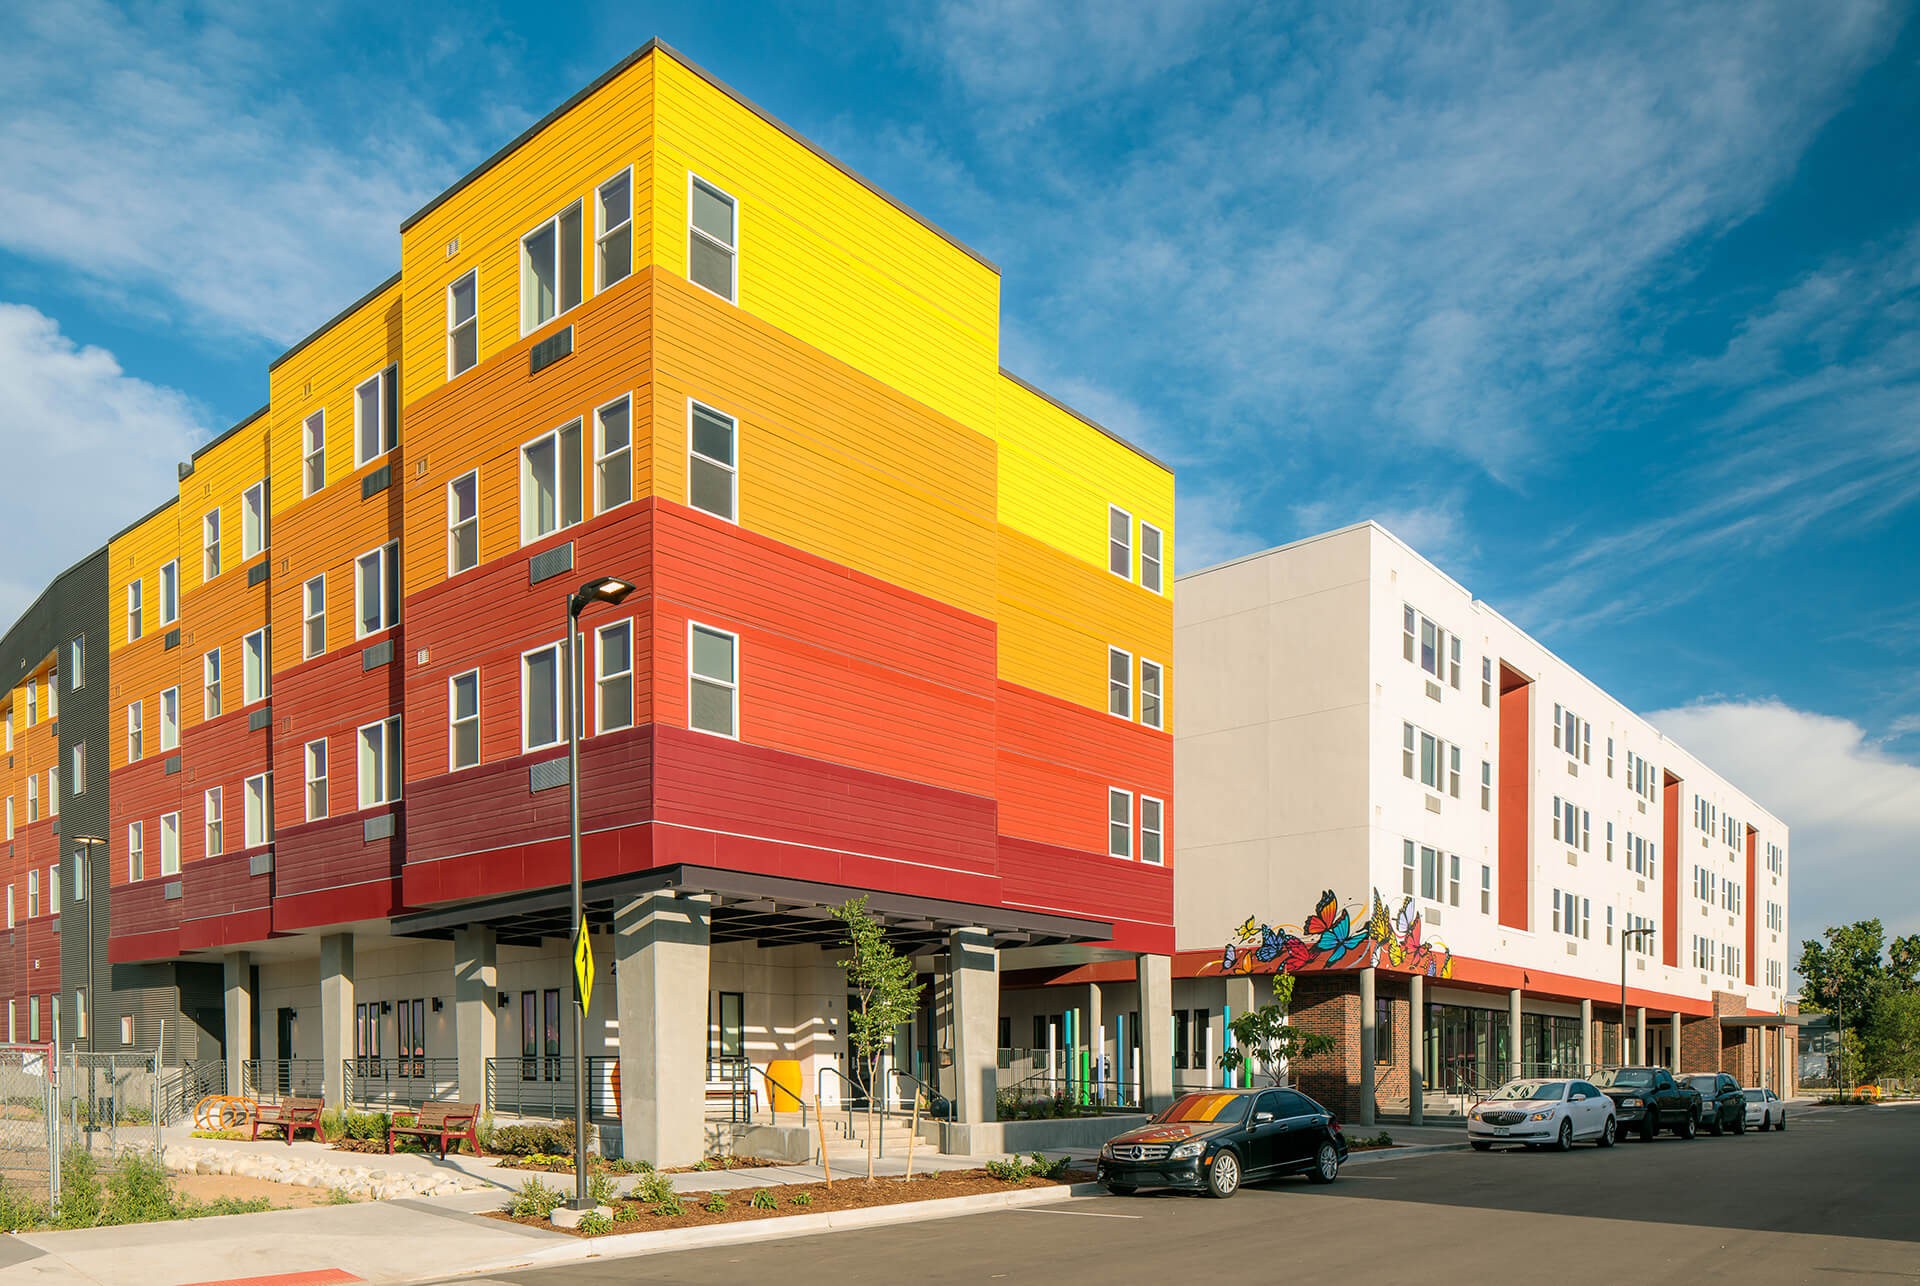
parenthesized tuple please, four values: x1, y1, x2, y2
(353, 364, 400, 469)
(592, 393, 633, 516)
(202, 648, 222, 721)
(686, 400, 738, 523)
(519, 419, 584, 545)
(160, 560, 180, 625)
(202, 508, 222, 582)
(1108, 646, 1133, 721)
(127, 579, 144, 641)
(595, 619, 633, 735)
(160, 812, 180, 875)
(242, 627, 270, 705)
(303, 575, 326, 659)
(354, 540, 401, 638)
(1107, 505, 1132, 581)
(204, 786, 223, 858)
(1139, 657, 1164, 731)
(241, 480, 268, 559)
(160, 686, 179, 751)
(127, 700, 143, 764)
(356, 716, 403, 810)
(686, 172, 739, 304)
(595, 166, 634, 291)
(243, 772, 272, 849)
(520, 640, 566, 754)
(520, 202, 584, 334)
(69, 635, 84, 687)
(687, 621, 740, 740)
(1140, 521, 1164, 593)
(70, 743, 85, 796)
(127, 821, 144, 883)
(305, 738, 329, 821)
(447, 471, 480, 576)
(1139, 795, 1165, 865)
(449, 670, 481, 772)
(446, 268, 479, 379)
(303, 409, 326, 496)
(1107, 787, 1133, 860)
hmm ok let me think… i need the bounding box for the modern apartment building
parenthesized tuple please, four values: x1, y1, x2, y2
(1, 40, 1176, 1162)
(1012, 522, 1795, 1122)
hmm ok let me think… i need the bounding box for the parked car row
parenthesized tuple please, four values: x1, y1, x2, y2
(1095, 1087, 1348, 1198)
(1466, 1066, 1788, 1151)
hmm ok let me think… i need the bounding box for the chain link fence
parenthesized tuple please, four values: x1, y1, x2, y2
(0, 1045, 55, 1205)
(56, 1051, 160, 1167)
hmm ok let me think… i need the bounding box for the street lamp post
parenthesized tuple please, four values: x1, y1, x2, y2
(1621, 926, 1655, 1064)
(563, 577, 635, 1212)
(73, 836, 107, 1052)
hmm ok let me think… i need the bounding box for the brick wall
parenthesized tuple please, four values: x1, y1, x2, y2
(1678, 1016, 1719, 1072)
(1290, 975, 1359, 1120)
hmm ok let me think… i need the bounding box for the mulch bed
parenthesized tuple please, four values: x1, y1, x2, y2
(496, 1154, 783, 1174)
(487, 1167, 1092, 1237)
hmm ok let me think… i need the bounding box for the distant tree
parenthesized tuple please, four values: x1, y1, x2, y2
(834, 897, 923, 1181)
(1861, 990, 1920, 1083)
(1214, 973, 1335, 1087)
(1888, 934, 1920, 994)
(1798, 920, 1890, 1034)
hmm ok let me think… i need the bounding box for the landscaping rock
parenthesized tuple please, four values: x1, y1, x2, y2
(161, 1143, 484, 1201)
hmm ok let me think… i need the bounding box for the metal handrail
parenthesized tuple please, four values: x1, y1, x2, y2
(888, 1067, 946, 1119)
(735, 1061, 808, 1129)
(815, 1065, 862, 1145)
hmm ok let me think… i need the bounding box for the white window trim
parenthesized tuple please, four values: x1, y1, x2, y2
(1107, 787, 1133, 860)
(127, 700, 143, 764)
(242, 627, 270, 705)
(303, 409, 326, 497)
(446, 268, 479, 380)
(519, 420, 583, 546)
(354, 540, 400, 638)
(353, 365, 399, 469)
(686, 171, 739, 305)
(305, 737, 328, 822)
(448, 670, 481, 772)
(202, 648, 222, 722)
(520, 640, 566, 754)
(1139, 795, 1165, 866)
(1139, 521, 1164, 594)
(593, 393, 633, 516)
(243, 772, 272, 849)
(686, 400, 738, 523)
(127, 579, 144, 641)
(303, 575, 326, 660)
(1107, 645, 1133, 721)
(160, 812, 180, 876)
(160, 560, 180, 625)
(686, 621, 740, 741)
(1107, 505, 1133, 582)
(595, 165, 634, 292)
(1139, 657, 1165, 731)
(127, 821, 144, 883)
(202, 509, 221, 582)
(160, 686, 180, 751)
(519, 202, 584, 335)
(594, 619, 634, 735)
(70, 635, 85, 687)
(356, 716, 402, 810)
(447, 471, 480, 577)
(204, 786, 223, 858)
(241, 480, 268, 559)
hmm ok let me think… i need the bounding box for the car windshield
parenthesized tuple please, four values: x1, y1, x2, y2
(1490, 1081, 1564, 1101)
(1687, 1076, 1717, 1092)
(1152, 1093, 1251, 1126)
(1595, 1068, 1654, 1088)
(1742, 1089, 1765, 1102)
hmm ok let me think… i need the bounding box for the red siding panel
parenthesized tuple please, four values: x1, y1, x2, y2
(998, 835, 1172, 954)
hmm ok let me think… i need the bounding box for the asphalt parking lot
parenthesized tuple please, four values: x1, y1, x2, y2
(439, 1104, 1917, 1286)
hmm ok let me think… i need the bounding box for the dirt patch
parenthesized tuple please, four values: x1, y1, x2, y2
(171, 1172, 339, 1209)
(487, 1167, 1090, 1237)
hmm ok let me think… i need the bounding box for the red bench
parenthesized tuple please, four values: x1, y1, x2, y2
(388, 1101, 480, 1157)
(251, 1095, 325, 1145)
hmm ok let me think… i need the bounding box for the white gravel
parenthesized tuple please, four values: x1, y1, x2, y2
(162, 1144, 484, 1200)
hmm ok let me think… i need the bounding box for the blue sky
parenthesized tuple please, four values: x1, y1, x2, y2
(2, 0, 1917, 951)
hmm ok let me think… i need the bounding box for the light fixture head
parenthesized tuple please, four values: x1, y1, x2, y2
(571, 576, 636, 614)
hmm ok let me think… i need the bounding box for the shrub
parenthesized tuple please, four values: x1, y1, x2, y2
(179, 1195, 273, 1218)
(327, 1188, 357, 1205)
(701, 1192, 726, 1213)
(634, 1172, 675, 1206)
(654, 1191, 685, 1217)
(750, 1188, 777, 1210)
(586, 1173, 618, 1206)
(57, 1148, 102, 1229)
(105, 1150, 173, 1225)
(693, 1158, 715, 1171)
(508, 1176, 565, 1220)
(607, 1157, 651, 1174)
(0, 1178, 47, 1232)
(1026, 1153, 1070, 1180)
(472, 1111, 495, 1152)
(788, 1191, 812, 1207)
(341, 1112, 390, 1141)
(491, 1122, 587, 1156)
(576, 1209, 613, 1235)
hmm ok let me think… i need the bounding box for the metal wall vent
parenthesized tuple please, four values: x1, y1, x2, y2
(248, 852, 274, 877)
(362, 462, 392, 499)
(163, 882, 183, 900)
(528, 542, 574, 586)
(248, 562, 271, 587)
(530, 324, 574, 376)
(362, 640, 393, 671)
(364, 814, 396, 843)
(164, 755, 182, 775)
(164, 629, 181, 650)
(530, 758, 570, 793)
(249, 706, 273, 732)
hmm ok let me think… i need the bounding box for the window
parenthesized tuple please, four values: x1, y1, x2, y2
(160, 560, 179, 624)
(357, 717, 402, 808)
(303, 410, 325, 496)
(4, 707, 10, 750)
(1449, 635, 1462, 688)
(596, 168, 632, 289)
(4, 796, 11, 840)
(449, 672, 480, 770)
(1606, 820, 1614, 861)
(241, 481, 268, 558)
(69, 635, 84, 687)
(28, 774, 38, 822)
(1404, 605, 1451, 682)
(596, 621, 632, 733)
(688, 175, 737, 302)
(69, 744, 84, 796)
(303, 576, 326, 659)
(1449, 853, 1461, 907)
(47, 867, 57, 916)
(160, 687, 179, 751)
(47, 768, 57, 817)
(1140, 796, 1164, 864)
(1411, 726, 1446, 792)
(1374, 998, 1393, 1063)
(26, 680, 36, 726)
(354, 365, 399, 467)
(1107, 788, 1132, 859)
(522, 644, 563, 752)
(1581, 809, 1591, 852)
(447, 270, 478, 378)
(305, 739, 328, 820)
(1420, 845, 1439, 901)
(1481, 760, 1492, 810)
(1140, 659, 1164, 730)
(122, 578, 144, 644)
(128, 822, 144, 882)
(521, 421, 583, 542)
(1403, 839, 1415, 896)
(1140, 523, 1164, 593)
(204, 787, 223, 857)
(446, 473, 478, 575)
(27, 998, 36, 1042)
(1606, 905, 1614, 945)
(4, 886, 10, 929)
(1481, 656, 1492, 706)
(1108, 506, 1132, 579)
(355, 541, 400, 637)
(27, 871, 37, 919)
(1095, 649, 1133, 726)
(1480, 865, 1491, 914)
(160, 812, 179, 875)
(203, 509, 221, 581)
(1448, 744, 1461, 798)
(203, 649, 222, 720)
(687, 402, 737, 521)
(689, 624, 738, 738)
(521, 202, 583, 331)
(243, 773, 272, 848)
(1607, 737, 1614, 777)
(242, 628, 270, 704)
(594, 395, 632, 513)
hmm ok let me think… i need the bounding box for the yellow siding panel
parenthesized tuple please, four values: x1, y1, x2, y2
(997, 525, 1173, 716)
(108, 502, 182, 654)
(269, 280, 405, 516)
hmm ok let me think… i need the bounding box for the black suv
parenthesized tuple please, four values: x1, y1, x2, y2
(1594, 1066, 1702, 1141)
(1686, 1072, 1748, 1136)
(1097, 1087, 1348, 1198)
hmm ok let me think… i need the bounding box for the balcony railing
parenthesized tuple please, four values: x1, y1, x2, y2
(484, 1057, 618, 1122)
(242, 1059, 327, 1104)
(347, 1057, 460, 1112)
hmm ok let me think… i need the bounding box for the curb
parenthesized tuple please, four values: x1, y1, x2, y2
(1343, 1143, 1469, 1166)
(429, 1181, 1100, 1282)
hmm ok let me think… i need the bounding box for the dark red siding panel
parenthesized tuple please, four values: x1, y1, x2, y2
(270, 808, 404, 932)
(178, 847, 274, 950)
(997, 835, 1172, 955)
(108, 880, 179, 963)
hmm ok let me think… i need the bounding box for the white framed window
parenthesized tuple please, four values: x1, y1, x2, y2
(687, 401, 737, 521)
(305, 739, 328, 820)
(596, 620, 633, 734)
(69, 743, 84, 796)
(521, 642, 564, 752)
(1107, 788, 1132, 859)
(69, 635, 84, 687)
(45, 866, 57, 915)
(243, 772, 272, 848)
(1140, 522, 1163, 593)
(160, 687, 179, 751)
(1606, 820, 1615, 861)
(28, 997, 37, 1042)
(303, 409, 326, 496)
(355, 365, 399, 467)
(2, 708, 9, 750)
(121, 1015, 133, 1046)
(242, 628, 270, 704)
(25, 679, 37, 726)
(241, 481, 268, 558)
(687, 174, 737, 303)
(126, 579, 144, 641)
(594, 395, 632, 514)
(160, 812, 179, 875)
(447, 472, 479, 575)
(203, 509, 222, 581)
(1448, 744, 1461, 798)
(1108, 506, 1132, 579)
(4, 886, 11, 929)
(1139, 658, 1164, 730)
(1449, 853, 1461, 907)
(1419, 845, 1440, 902)
(127, 822, 144, 882)
(1480, 760, 1491, 810)
(447, 269, 478, 378)
(357, 716, 402, 809)
(1107, 647, 1132, 719)
(303, 576, 326, 659)
(46, 668, 56, 718)
(521, 202, 583, 332)
(1140, 795, 1164, 864)
(521, 420, 583, 543)
(1403, 839, 1416, 896)
(1481, 656, 1492, 706)
(204, 787, 223, 857)
(46, 767, 57, 817)
(1403, 605, 1452, 684)
(27, 871, 38, 919)
(203, 649, 222, 721)
(688, 623, 738, 738)
(596, 167, 633, 290)
(127, 701, 144, 763)
(355, 540, 400, 637)
(449, 671, 480, 771)
(1481, 864, 1492, 914)
(160, 560, 180, 624)
(26, 774, 37, 822)
(4, 795, 12, 840)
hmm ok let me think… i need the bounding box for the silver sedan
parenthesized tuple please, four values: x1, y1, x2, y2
(1469, 1077, 1619, 1151)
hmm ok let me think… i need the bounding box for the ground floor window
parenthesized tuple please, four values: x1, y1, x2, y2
(710, 991, 744, 1084)
(397, 998, 425, 1077)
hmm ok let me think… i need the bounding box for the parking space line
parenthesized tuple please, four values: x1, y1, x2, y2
(1006, 1208, 1144, 1219)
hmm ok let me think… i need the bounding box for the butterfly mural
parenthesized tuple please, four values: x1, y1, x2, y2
(1212, 887, 1454, 978)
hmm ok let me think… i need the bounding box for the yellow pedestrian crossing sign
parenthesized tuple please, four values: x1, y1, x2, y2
(574, 923, 594, 1014)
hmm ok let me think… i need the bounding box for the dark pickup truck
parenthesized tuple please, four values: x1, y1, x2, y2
(1594, 1066, 1702, 1141)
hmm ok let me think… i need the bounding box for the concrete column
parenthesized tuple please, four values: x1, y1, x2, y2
(1408, 973, 1425, 1126)
(947, 927, 999, 1125)
(1086, 982, 1104, 1092)
(223, 951, 251, 1097)
(1224, 975, 1255, 1086)
(1781, 1026, 1793, 1097)
(1579, 998, 1593, 1070)
(1359, 967, 1377, 1127)
(1137, 954, 1173, 1112)
(1670, 1012, 1682, 1074)
(1508, 988, 1523, 1080)
(615, 892, 711, 1165)
(320, 934, 354, 1110)
(1635, 1007, 1647, 1065)
(454, 925, 497, 1108)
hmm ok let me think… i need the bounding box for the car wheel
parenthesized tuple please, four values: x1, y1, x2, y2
(1308, 1141, 1340, 1184)
(1206, 1151, 1241, 1199)
(1470, 1140, 1492, 1152)
(1778, 1112, 1786, 1131)
(1677, 1112, 1697, 1140)
(1554, 1119, 1574, 1152)
(1709, 1110, 1724, 1137)
(1597, 1117, 1616, 1148)
(1641, 1116, 1657, 1142)
(1733, 1110, 1746, 1135)
(1757, 1113, 1769, 1132)
(1105, 1184, 1137, 1195)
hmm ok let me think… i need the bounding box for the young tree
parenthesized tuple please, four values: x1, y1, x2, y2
(1214, 973, 1335, 1087)
(833, 896, 924, 1180)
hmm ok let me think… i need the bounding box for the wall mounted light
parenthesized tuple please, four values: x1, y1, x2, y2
(496, 993, 511, 1008)
(431, 997, 444, 1012)
(380, 1000, 391, 1015)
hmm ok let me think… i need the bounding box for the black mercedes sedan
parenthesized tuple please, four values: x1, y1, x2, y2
(1096, 1087, 1348, 1198)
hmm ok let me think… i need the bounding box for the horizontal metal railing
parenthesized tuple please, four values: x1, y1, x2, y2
(484, 1056, 618, 1121)
(348, 1057, 461, 1111)
(242, 1059, 327, 1104)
